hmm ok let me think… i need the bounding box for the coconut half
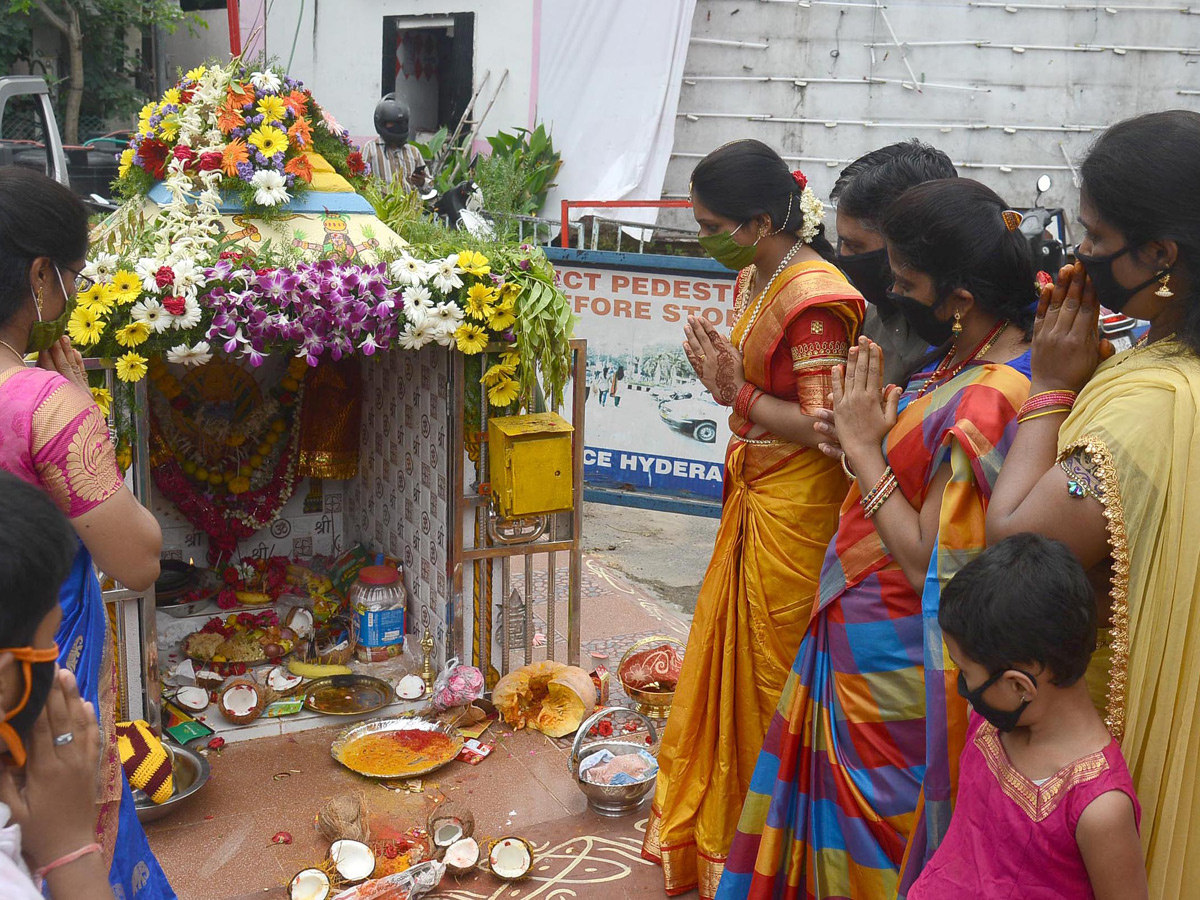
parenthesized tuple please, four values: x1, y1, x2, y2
(489, 837, 534, 881)
(266, 665, 303, 694)
(396, 674, 426, 701)
(218, 677, 265, 725)
(444, 837, 480, 875)
(286, 607, 315, 639)
(329, 839, 376, 883)
(174, 685, 210, 713)
(432, 821, 464, 848)
(289, 868, 330, 900)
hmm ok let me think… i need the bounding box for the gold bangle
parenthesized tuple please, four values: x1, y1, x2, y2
(841, 453, 857, 481)
(1017, 406, 1072, 424)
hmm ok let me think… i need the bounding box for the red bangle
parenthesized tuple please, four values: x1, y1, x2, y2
(1018, 390, 1077, 420)
(34, 843, 101, 882)
(734, 382, 760, 419)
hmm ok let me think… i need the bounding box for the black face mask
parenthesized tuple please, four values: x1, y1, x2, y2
(837, 248, 894, 313)
(886, 291, 954, 347)
(957, 668, 1035, 733)
(1075, 244, 1167, 313)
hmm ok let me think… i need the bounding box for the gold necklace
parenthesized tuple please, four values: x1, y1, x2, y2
(736, 240, 802, 352)
(0, 339, 26, 367)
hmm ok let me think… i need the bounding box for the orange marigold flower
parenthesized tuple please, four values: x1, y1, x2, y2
(284, 154, 314, 183)
(221, 138, 250, 177)
(287, 116, 313, 148)
(227, 82, 255, 110)
(216, 99, 245, 134)
(283, 90, 308, 116)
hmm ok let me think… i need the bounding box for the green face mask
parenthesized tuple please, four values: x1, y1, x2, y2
(26, 267, 74, 354)
(698, 221, 759, 271)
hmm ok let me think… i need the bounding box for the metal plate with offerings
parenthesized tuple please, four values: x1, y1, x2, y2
(330, 715, 465, 779)
(304, 675, 395, 717)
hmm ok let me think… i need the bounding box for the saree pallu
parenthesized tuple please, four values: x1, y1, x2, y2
(1058, 342, 1200, 900)
(642, 262, 865, 898)
(717, 361, 1030, 900)
(59, 543, 176, 900)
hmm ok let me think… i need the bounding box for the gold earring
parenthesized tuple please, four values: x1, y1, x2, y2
(34, 286, 43, 316)
(951, 310, 963, 336)
(1156, 272, 1174, 299)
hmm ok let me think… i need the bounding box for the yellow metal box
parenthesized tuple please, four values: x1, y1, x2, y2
(488, 412, 575, 518)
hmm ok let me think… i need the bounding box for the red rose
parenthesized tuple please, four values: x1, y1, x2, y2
(198, 151, 223, 172)
(163, 295, 187, 316)
(223, 568, 240, 585)
(792, 169, 808, 191)
(180, 89, 195, 104)
(139, 139, 169, 178)
(347, 151, 366, 176)
(173, 145, 196, 166)
(1035, 270, 1053, 289)
(207, 737, 226, 751)
(155, 266, 176, 288)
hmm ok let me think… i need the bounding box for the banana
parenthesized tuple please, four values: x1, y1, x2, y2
(235, 591, 272, 605)
(287, 659, 352, 678)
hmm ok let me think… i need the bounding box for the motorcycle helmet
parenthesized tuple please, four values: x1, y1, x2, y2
(373, 93, 411, 146)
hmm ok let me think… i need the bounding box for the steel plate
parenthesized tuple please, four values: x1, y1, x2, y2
(330, 715, 465, 779)
(304, 675, 395, 716)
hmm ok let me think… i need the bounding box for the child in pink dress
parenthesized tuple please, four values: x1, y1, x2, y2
(908, 533, 1146, 900)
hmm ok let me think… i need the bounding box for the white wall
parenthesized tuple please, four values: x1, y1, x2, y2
(266, 0, 536, 144)
(663, 0, 1200, 233)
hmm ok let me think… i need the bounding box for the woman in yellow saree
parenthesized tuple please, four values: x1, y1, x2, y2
(640, 140, 864, 898)
(987, 111, 1200, 899)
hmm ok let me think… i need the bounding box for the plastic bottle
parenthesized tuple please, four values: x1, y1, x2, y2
(349, 564, 407, 662)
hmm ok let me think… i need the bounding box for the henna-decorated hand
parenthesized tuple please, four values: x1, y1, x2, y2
(683, 315, 744, 405)
(834, 338, 901, 466)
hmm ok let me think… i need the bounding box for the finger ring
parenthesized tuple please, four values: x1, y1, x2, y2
(698, 355, 706, 362)
(53, 732, 74, 746)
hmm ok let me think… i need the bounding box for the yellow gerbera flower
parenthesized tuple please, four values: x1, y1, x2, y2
(115, 440, 133, 473)
(457, 249, 491, 277)
(76, 283, 106, 311)
(67, 306, 104, 346)
(454, 323, 489, 355)
(115, 352, 149, 383)
(90, 386, 113, 416)
(118, 148, 134, 178)
(500, 351, 521, 367)
(256, 95, 287, 124)
(481, 361, 518, 387)
(185, 65, 207, 81)
(161, 88, 182, 106)
(488, 308, 517, 332)
(110, 270, 141, 304)
(501, 281, 522, 303)
(487, 377, 521, 407)
(137, 102, 157, 131)
(158, 115, 180, 141)
(115, 322, 151, 348)
(465, 283, 497, 320)
(248, 125, 289, 157)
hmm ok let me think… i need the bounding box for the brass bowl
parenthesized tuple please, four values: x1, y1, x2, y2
(617, 636, 685, 720)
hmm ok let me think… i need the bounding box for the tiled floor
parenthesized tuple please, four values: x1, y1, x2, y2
(147, 556, 698, 900)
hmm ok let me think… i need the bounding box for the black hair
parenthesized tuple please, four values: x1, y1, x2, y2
(1081, 110, 1200, 357)
(0, 471, 76, 646)
(881, 178, 1037, 332)
(691, 139, 838, 265)
(940, 533, 1097, 686)
(0, 166, 90, 330)
(831, 140, 958, 228)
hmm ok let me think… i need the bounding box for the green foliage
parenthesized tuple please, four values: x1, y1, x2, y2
(484, 124, 561, 216)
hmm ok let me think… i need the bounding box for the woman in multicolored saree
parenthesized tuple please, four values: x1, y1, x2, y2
(0, 168, 173, 899)
(987, 111, 1200, 900)
(640, 141, 865, 898)
(716, 179, 1036, 900)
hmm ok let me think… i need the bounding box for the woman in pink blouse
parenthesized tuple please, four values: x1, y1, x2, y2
(0, 167, 171, 899)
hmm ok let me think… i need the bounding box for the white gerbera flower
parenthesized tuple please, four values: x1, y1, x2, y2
(390, 254, 432, 287)
(431, 300, 464, 326)
(397, 321, 434, 351)
(249, 70, 282, 92)
(82, 252, 119, 284)
(171, 258, 203, 298)
(131, 298, 170, 333)
(403, 284, 433, 310)
(431, 255, 464, 293)
(250, 169, 290, 206)
(433, 318, 459, 347)
(135, 257, 162, 292)
(166, 340, 213, 366)
(405, 303, 430, 328)
(174, 297, 203, 330)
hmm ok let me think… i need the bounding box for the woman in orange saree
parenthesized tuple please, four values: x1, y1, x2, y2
(641, 140, 865, 899)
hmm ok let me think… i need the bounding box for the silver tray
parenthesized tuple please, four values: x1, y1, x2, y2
(330, 715, 465, 779)
(133, 740, 211, 823)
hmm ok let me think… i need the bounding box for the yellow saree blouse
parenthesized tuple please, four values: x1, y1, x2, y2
(1058, 341, 1200, 900)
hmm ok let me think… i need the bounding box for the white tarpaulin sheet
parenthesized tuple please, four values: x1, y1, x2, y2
(537, 0, 696, 227)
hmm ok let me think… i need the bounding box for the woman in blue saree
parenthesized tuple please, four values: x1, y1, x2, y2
(0, 168, 173, 899)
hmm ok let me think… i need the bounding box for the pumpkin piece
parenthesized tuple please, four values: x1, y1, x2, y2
(492, 661, 597, 738)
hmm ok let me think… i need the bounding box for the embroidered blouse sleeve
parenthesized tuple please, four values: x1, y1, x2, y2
(29, 379, 123, 518)
(788, 307, 850, 415)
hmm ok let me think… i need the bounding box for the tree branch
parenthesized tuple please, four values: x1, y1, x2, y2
(32, 0, 69, 36)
